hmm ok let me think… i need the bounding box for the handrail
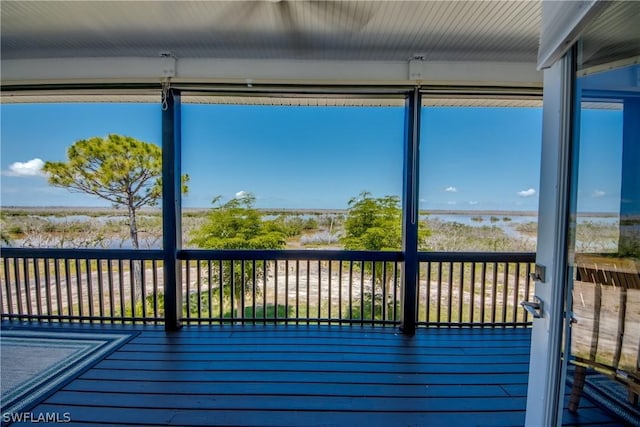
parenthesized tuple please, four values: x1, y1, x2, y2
(179, 249, 403, 262)
(418, 252, 535, 262)
(0, 247, 533, 262)
(0, 247, 163, 260)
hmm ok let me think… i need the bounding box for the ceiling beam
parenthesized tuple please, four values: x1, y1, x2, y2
(1, 57, 542, 88)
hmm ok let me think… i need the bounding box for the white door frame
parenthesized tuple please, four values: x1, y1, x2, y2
(525, 52, 575, 427)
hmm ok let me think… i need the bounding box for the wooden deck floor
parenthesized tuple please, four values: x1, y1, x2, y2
(1, 322, 626, 427)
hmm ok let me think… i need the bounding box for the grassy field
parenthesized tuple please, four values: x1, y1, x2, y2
(1, 206, 542, 251)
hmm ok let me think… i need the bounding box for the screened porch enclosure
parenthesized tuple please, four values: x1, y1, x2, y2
(0, 88, 542, 332)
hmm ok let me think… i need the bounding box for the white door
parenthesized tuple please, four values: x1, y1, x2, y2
(561, 59, 639, 427)
(526, 2, 640, 425)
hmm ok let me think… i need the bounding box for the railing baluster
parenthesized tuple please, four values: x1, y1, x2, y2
(262, 260, 267, 322)
(371, 261, 376, 325)
(318, 260, 323, 322)
(458, 262, 464, 324)
(447, 262, 453, 323)
(348, 260, 353, 321)
(86, 259, 94, 322)
(97, 259, 105, 322)
(359, 261, 364, 323)
(185, 259, 191, 322)
(230, 260, 235, 321)
(153, 260, 159, 323)
(13, 258, 23, 316)
(436, 262, 442, 323)
(382, 262, 387, 322)
(207, 260, 213, 325)
(328, 260, 332, 324)
(338, 261, 343, 321)
(393, 261, 399, 322)
(118, 259, 125, 323)
(273, 260, 278, 322)
(0, 261, 4, 317)
(416, 262, 421, 323)
(75, 258, 83, 319)
(129, 259, 135, 322)
(421, 263, 428, 324)
(196, 260, 202, 323)
(65, 259, 73, 318)
(23, 258, 33, 318)
(44, 258, 52, 319)
(469, 262, 476, 324)
(285, 260, 289, 321)
(480, 262, 487, 324)
(306, 260, 310, 325)
(107, 260, 115, 323)
(219, 260, 224, 322)
(54, 259, 63, 321)
(252, 260, 257, 324)
(3, 258, 13, 316)
(241, 260, 246, 322)
(34, 258, 42, 318)
(140, 259, 147, 323)
(491, 262, 498, 324)
(296, 260, 300, 324)
(502, 262, 509, 325)
(512, 263, 520, 324)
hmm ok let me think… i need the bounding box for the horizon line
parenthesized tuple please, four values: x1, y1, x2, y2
(0, 205, 620, 217)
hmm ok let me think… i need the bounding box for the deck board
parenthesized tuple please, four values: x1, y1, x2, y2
(79, 369, 530, 385)
(1, 322, 627, 426)
(65, 380, 513, 397)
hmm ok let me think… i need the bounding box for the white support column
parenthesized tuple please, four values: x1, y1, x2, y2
(525, 53, 574, 427)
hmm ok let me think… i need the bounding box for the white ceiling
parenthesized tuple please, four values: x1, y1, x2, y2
(1, 1, 541, 62)
(0, 1, 545, 87)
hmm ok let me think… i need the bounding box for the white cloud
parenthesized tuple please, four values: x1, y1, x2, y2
(235, 190, 249, 198)
(444, 186, 457, 193)
(592, 190, 606, 198)
(517, 188, 536, 197)
(468, 201, 478, 205)
(4, 158, 45, 177)
(447, 201, 457, 205)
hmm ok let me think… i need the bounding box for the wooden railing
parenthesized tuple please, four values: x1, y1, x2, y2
(0, 248, 164, 323)
(179, 250, 403, 326)
(417, 252, 535, 326)
(1, 248, 535, 327)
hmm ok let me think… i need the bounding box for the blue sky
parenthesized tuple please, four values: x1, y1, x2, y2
(0, 101, 622, 212)
(575, 109, 623, 214)
(420, 107, 542, 211)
